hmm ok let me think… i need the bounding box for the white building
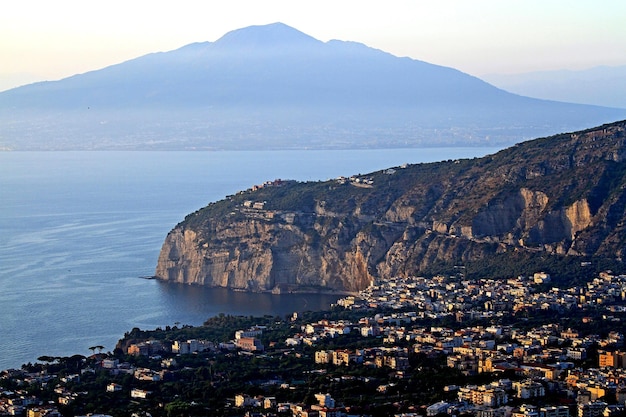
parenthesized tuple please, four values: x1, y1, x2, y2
(172, 339, 213, 354)
(101, 359, 119, 369)
(235, 328, 263, 340)
(426, 401, 450, 416)
(106, 383, 122, 393)
(513, 380, 545, 399)
(130, 389, 150, 399)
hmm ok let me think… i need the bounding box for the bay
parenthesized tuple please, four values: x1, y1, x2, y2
(0, 147, 501, 370)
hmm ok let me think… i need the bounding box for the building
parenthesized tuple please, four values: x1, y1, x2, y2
(481, 389, 509, 407)
(567, 348, 587, 361)
(106, 383, 122, 393)
(458, 386, 508, 407)
(162, 357, 177, 368)
(473, 407, 509, 417)
(318, 408, 342, 417)
(127, 343, 150, 356)
(127, 340, 163, 356)
(360, 325, 380, 337)
(234, 394, 262, 408)
(598, 351, 616, 368)
(236, 337, 264, 352)
(172, 339, 214, 354)
(587, 386, 606, 401)
(513, 380, 546, 399)
(513, 404, 539, 417)
(375, 353, 410, 370)
(332, 350, 361, 366)
(533, 272, 551, 284)
(101, 359, 119, 369)
(315, 350, 333, 364)
(130, 389, 151, 399)
(577, 401, 607, 417)
(598, 350, 626, 368)
(235, 394, 249, 408)
(27, 409, 62, 417)
(541, 406, 570, 417)
(235, 328, 264, 340)
(314, 393, 336, 408)
(263, 397, 277, 409)
(447, 354, 479, 375)
(426, 401, 450, 416)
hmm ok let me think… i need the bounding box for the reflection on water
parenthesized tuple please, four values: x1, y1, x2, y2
(155, 280, 341, 322)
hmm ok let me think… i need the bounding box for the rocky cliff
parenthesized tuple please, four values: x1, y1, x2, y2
(155, 120, 626, 292)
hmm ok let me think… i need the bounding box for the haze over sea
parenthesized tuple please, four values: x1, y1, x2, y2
(0, 148, 500, 371)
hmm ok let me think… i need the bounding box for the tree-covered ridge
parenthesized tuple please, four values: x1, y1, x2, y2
(168, 120, 626, 284)
(185, 120, 626, 223)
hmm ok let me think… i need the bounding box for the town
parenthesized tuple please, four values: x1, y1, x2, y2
(2, 268, 626, 417)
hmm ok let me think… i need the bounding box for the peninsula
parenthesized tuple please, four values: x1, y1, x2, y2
(155, 120, 626, 293)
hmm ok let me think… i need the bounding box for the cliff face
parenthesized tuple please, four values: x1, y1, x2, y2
(156, 212, 385, 292)
(155, 121, 626, 292)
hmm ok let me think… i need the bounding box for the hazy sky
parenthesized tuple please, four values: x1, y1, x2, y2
(2, 0, 625, 91)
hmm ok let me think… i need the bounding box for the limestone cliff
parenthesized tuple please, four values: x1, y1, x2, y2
(155, 120, 626, 292)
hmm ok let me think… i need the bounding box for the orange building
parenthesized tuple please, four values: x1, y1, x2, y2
(598, 350, 626, 368)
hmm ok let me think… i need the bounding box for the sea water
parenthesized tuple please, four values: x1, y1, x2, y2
(0, 148, 501, 370)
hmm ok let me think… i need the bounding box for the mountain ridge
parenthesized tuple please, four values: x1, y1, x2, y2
(1, 23, 624, 150)
(155, 120, 626, 293)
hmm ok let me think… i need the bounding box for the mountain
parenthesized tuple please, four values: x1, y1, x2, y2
(155, 120, 626, 293)
(1, 23, 624, 150)
(482, 65, 626, 109)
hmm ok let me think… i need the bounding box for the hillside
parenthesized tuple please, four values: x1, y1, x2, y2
(155, 120, 626, 292)
(1, 23, 624, 150)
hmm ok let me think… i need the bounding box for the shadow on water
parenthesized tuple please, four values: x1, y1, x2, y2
(155, 280, 342, 322)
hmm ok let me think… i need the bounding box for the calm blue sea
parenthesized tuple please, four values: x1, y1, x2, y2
(0, 148, 501, 370)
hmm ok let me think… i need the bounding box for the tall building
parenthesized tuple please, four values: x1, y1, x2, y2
(598, 350, 626, 368)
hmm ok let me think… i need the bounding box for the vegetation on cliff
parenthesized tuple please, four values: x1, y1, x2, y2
(157, 120, 626, 292)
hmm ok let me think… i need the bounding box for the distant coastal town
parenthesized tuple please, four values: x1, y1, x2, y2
(2, 267, 626, 417)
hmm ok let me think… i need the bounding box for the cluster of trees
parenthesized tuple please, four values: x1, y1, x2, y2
(424, 252, 626, 285)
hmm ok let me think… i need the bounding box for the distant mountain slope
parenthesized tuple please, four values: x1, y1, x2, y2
(1, 23, 512, 109)
(0, 23, 624, 150)
(155, 120, 626, 293)
(482, 65, 626, 109)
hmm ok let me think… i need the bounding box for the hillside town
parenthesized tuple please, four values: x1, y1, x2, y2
(2, 269, 626, 417)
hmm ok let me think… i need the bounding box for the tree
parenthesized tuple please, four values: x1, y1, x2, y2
(165, 399, 191, 417)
